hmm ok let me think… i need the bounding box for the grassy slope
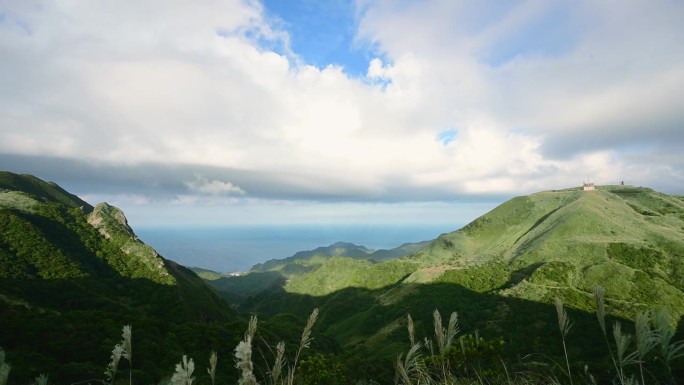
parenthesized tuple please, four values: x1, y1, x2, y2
(241, 185, 684, 372)
(0, 172, 239, 383)
(392, 187, 684, 315)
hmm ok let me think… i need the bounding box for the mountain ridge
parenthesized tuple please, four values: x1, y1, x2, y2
(237, 185, 684, 351)
(0, 171, 239, 383)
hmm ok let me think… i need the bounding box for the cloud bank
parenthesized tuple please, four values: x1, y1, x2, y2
(1, 0, 683, 225)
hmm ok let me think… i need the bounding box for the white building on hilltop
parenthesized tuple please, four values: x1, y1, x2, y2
(583, 182, 595, 191)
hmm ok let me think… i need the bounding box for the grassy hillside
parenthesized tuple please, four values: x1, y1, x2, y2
(246, 186, 684, 322)
(407, 186, 684, 320)
(3, 174, 683, 383)
(0, 172, 242, 384)
(236, 185, 684, 381)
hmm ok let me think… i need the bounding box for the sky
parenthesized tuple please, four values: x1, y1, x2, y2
(1, 0, 683, 228)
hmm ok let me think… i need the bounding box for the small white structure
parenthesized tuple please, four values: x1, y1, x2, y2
(583, 182, 595, 191)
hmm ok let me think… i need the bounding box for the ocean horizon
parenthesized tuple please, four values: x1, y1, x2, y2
(135, 223, 462, 273)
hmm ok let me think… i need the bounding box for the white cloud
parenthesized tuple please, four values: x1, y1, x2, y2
(0, 0, 682, 207)
(184, 177, 246, 196)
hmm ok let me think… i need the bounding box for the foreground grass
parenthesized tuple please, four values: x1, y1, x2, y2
(1, 286, 682, 385)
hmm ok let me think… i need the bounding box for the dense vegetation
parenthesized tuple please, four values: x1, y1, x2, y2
(0, 172, 244, 383)
(1, 173, 683, 384)
(2, 287, 682, 384)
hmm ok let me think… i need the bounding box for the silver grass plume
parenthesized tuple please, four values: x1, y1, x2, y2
(207, 351, 217, 385)
(270, 341, 285, 385)
(246, 315, 258, 341)
(613, 321, 638, 384)
(653, 307, 684, 373)
(634, 312, 657, 385)
(395, 342, 424, 385)
(288, 308, 319, 385)
(555, 297, 573, 385)
(595, 286, 621, 378)
(446, 311, 459, 349)
(407, 314, 416, 347)
(33, 374, 48, 385)
(122, 325, 132, 385)
(170, 355, 195, 385)
(236, 315, 259, 385)
(0, 348, 10, 385)
(300, 308, 319, 350)
(122, 325, 132, 363)
(270, 342, 285, 385)
(433, 309, 445, 354)
(613, 322, 637, 368)
(105, 343, 124, 385)
(635, 312, 657, 360)
(594, 286, 607, 335)
(555, 297, 572, 338)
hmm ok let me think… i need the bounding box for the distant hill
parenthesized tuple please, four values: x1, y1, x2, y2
(0, 171, 240, 383)
(197, 240, 430, 305)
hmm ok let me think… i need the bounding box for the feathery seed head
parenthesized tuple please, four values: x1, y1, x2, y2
(122, 325, 132, 362)
(407, 314, 416, 347)
(300, 308, 319, 349)
(105, 343, 124, 383)
(634, 311, 657, 359)
(446, 311, 460, 349)
(246, 315, 258, 341)
(594, 286, 606, 334)
(170, 355, 195, 385)
(33, 374, 48, 385)
(207, 351, 217, 385)
(0, 348, 10, 385)
(555, 297, 572, 338)
(433, 309, 445, 354)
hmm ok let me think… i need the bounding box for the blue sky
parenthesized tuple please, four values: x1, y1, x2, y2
(1, 0, 683, 228)
(262, 0, 371, 76)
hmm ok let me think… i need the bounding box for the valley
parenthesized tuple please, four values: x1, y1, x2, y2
(1, 172, 683, 384)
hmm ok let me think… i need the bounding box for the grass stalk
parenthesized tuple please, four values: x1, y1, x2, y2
(595, 286, 621, 380)
(169, 355, 195, 385)
(287, 308, 318, 385)
(613, 321, 639, 384)
(122, 325, 132, 385)
(653, 308, 684, 378)
(207, 351, 217, 385)
(634, 311, 657, 385)
(269, 342, 285, 385)
(0, 349, 10, 385)
(236, 315, 259, 385)
(554, 297, 573, 385)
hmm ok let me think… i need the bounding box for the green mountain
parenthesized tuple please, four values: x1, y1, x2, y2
(0, 172, 242, 383)
(198, 240, 429, 305)
(3, 174, 683, 383)
(256, 186, 684, 318)
(238, 185, 684, 378)
(407, 185, 684, 319)
(250, 240, 429, 275)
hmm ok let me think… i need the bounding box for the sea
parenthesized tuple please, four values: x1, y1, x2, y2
(135, 224, 461, 273)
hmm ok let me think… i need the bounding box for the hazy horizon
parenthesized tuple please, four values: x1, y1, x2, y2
(135, 223, 459, 273)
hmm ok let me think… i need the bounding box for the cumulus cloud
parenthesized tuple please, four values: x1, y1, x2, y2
(0, 0, 683, 214)
(184, 176, 246, 196)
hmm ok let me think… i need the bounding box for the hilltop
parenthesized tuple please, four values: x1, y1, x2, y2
(408, 185, 684, 318)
